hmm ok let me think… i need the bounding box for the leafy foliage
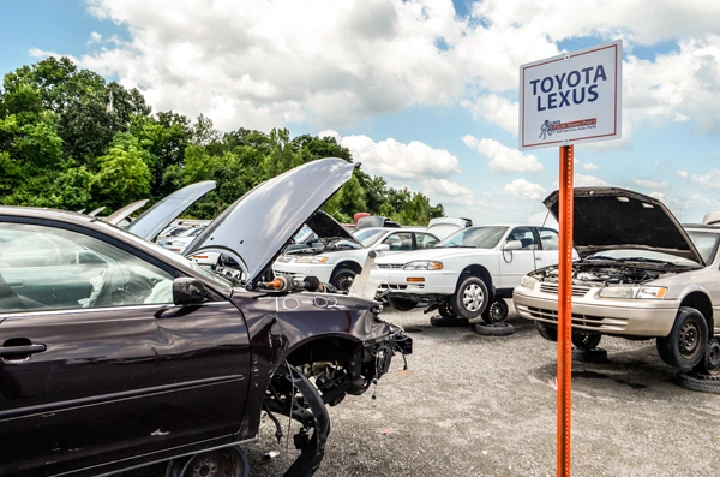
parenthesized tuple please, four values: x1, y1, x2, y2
(0, 56, 444, 225)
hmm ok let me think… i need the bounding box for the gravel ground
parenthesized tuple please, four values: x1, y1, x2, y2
(129, 303, 720, 477)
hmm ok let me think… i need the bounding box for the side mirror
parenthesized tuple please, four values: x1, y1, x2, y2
(503, 240, 523, 251)
(173, 278, 207, 305)
(375, 243, 391, 252)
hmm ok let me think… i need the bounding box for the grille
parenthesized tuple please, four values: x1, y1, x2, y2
(377, 284, 409, 291)
(376, 264, 405, 269)
(518, 305, 628, 331)
(538, 282, 592, 297)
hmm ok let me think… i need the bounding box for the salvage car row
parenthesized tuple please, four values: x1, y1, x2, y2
(2, 157, 718, 477)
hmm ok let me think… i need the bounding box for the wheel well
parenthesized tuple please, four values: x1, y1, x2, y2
(457, 264, 494, 298)
(284, 337, 362, 367)
(333, 261, 362, 276)
(681, 292, 714, 332)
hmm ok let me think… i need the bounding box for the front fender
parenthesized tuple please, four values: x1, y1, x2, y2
(232, 291, 396, 438)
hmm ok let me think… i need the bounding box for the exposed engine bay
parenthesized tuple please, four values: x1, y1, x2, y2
(532, 259, 692, 286)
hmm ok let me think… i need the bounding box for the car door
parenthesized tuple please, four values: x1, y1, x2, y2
(536, 227, 562, 268)
(0, 221, 250, 477)
(378, 231, 414, 256)
(497, 226, 541, 289)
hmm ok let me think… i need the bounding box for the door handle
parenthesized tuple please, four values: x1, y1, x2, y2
(535, 257, 542, 261)
(0, 344, 47, 357)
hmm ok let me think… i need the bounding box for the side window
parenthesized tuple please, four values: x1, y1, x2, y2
(382, 232, 413, 251)
(538, 228, 559, 250)
(507, 227, 537, 250)
(415, 233, 440, 250)
(0, 223, 175, 314)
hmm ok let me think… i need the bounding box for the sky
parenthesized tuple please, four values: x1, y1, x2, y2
(1, 0, 719, 225)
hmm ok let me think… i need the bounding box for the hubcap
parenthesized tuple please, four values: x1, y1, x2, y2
(336, 274, 354, 292)
(462, 284, 485, 312)
(678, 321, 700, 357)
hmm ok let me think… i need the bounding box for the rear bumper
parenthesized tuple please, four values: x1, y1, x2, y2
(513, 286, 679, 337)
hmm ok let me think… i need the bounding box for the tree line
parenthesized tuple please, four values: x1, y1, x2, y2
(0, 56, 445, 225)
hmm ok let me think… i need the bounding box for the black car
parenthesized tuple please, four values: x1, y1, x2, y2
(0, 158, 411, 477)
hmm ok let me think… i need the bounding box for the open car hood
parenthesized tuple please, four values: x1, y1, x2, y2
(305, 210, 356, 241)
(126, 181, 216, 241)
(105, 199, 149, 225)
(184, 158, 358, 288)
(543, 187, 704, 265)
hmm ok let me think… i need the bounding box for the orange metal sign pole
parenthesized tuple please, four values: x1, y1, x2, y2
(557, 144, 574, 477)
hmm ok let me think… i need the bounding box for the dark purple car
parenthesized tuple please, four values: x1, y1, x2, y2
(0, 158, 412, 477)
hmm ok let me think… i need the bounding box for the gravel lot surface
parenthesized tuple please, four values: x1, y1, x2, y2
(129, 303, 720, 477)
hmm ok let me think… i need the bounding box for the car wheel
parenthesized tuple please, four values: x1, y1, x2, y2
(452, 276, 488, 319)
(166, 446, 248, 477)
(675, 370, 720, 394)
(481, 297, 509, 324)
(656, 307, 709, 370)
(693, 337, 720, 375)
(331, 268, 355, 292)
(536, 322, 558, 342)
(474, 322, 515, 336)
(438, 301, 456, 317)
(388, 297, 416, 311)
(571, 331, 602, 350)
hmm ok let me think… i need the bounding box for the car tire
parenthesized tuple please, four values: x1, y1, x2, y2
(430, 315, 469, 327)
(536, 322, 558, 342)
(693, 337, 720, 375)
(571, 331, 602, 350)
(572, 347, 609, 364)
(481, 297, 509, 324)
(656, 307, 709, 370)
(388, 297, 416, 311)
(675, 370, 720, 394)
(452, 276, 489, 319)
(474, 322, 515, 336)
(331, 268, 355, 293)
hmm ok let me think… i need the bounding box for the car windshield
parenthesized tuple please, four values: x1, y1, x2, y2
(93, 221, 234, 289)
(353, 228, 386, 247)
(436, 226, 508, 249)
(688, 230, 720, 264)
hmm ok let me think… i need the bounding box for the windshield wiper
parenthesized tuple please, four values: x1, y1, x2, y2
(441, 245, 475, 248)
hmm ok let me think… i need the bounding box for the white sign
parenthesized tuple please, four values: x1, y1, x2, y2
(518, 40, 623, 150)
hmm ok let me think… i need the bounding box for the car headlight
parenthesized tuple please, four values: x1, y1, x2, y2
(636, 286, 668, 299)
(521, 275, 537, 289)
(403, 261, 443, 270)
(598, 286, 667, 299)
(296, 256, 329, 264)
(276, 256, 295, 263)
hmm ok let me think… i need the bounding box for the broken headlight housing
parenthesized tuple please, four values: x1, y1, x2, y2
(598, 286, 667, 299)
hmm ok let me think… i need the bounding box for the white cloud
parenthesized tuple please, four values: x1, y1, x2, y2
(574, 174, 609, 187)
(503, 179, 547, 200)
(462, 135, 543, 173)
(89, 31, 102, 44)
(632, 178, 669, 188)
(460, 94, 518, 135)
(654, 160, 661, 167)
(318, 130, 340, 141)
(421, 179, 476, 205)
(31, 0, 719, 134)
(647, 191, 670, 203)
(691, 169, 720, 190)
(677, 170, 689, 178)
(580, 161, 599, 171)
(332, 133, 460, 180)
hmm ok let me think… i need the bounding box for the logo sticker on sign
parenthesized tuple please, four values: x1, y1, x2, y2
(518, 40, 623, 150)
